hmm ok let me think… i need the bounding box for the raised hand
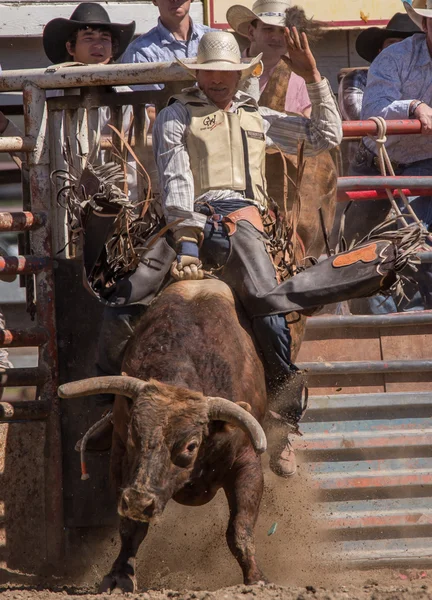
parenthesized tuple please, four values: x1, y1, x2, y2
(283, 26, 321, 84)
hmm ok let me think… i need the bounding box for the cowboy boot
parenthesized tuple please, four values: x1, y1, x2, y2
(268, 370, 308, 478)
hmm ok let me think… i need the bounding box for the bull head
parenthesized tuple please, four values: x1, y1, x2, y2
(58, 376, 266, 522)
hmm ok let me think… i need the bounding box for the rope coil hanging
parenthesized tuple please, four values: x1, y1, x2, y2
(367, 116, 423, 228)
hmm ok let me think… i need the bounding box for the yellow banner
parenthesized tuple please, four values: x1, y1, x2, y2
(205, 0, 405, 28)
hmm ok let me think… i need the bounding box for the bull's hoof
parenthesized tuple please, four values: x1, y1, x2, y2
(98, 571, 137, 594)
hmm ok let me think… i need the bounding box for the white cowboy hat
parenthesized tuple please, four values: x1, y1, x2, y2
(404, 0, 432, 29)
(176, 31, 263, 79)
(227, 0, 291, 38)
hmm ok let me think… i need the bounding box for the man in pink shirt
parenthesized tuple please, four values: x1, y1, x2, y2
(228, 0, 313, 116)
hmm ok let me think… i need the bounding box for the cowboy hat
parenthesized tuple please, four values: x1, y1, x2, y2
(227, 0, 291, 38)
(356, 12, 422, 63)
(404, 0, 432, 29)
(176, 31, 263, 79)
(43, 2, 135, 64)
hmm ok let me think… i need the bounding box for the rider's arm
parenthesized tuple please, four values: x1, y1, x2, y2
(152, 102, 207, 233)
(261, 77, 343, 155)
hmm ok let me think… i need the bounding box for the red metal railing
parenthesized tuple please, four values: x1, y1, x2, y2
(339, 120, 432, 201)
(342, 119, 422, 137)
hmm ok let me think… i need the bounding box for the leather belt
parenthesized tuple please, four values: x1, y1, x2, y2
(221, 206, 264, 237)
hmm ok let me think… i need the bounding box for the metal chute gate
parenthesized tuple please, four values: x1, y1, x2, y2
(0, 64, 430, 572)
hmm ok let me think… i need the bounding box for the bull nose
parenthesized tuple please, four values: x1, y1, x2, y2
(120, 488, 156, 519)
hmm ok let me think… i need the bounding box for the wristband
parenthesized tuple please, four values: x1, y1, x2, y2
(409, 100, 424, 117)
(178, 240, 199, 258)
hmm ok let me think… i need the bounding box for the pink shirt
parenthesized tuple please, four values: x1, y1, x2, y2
(259, 66, 312, 115)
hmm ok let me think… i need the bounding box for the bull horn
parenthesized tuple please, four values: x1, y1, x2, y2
(207, 397, 267, 454)
(58, 376, 148, 402)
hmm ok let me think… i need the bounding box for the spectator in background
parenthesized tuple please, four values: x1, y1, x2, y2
(339, 13, 421, 122)
(121, 0, 210, 95)
(350, 1, 432, 311)
(227, 0, 321, 116)
(0, 3, 136, 139)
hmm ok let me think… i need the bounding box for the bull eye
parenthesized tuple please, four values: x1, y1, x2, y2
(186, 441, 198, 453)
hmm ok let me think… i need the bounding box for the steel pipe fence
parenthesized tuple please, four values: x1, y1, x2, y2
(342, 119, 422, 136)
(0, 65, 431, 564)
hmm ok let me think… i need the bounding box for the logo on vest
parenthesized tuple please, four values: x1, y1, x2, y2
(201, 114, 222, 131)
(246, 130, 265, 141)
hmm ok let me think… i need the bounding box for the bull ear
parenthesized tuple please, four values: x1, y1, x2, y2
(58, 375, 149, 402)
(236, 401, 252, 413)
(207, 397, 267, 454)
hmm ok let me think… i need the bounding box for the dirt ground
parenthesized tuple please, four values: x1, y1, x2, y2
(1, 452, 429, 600)
(1, 577, 432, 600)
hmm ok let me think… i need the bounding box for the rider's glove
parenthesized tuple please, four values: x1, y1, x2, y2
(170, 227, 204, 281)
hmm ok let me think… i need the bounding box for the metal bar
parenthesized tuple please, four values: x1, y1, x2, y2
(307, 311, 432, 328)
(306, 391, 432, 410)
(133, 104, 148, 203)
(338, 176, 432, 190)
(0, 255, 49, 274)
(24, 81, 63, 564)
(342, 120, 421, 137)
(0, 367, 48, 386)
(0, 61, 195, 92)
(297, 359, 432, 374)
(298, 430, 432, 452)
(0, 327, 48, 347)
(101, 134, 135, 150)
(49, 109, 70, 258)
(47, 89, 169, 111)
(338, 188, 432, 202)
(0, 135, 34, 152)
(0, 400, 49, 421)
(0, 211, 46, 232)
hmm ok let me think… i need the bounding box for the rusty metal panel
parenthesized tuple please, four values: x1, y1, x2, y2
(0, 422, 47, 571)
(294, 391, 432, 566)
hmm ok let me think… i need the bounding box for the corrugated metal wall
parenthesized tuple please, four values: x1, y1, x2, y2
(294, 313, 432, 566)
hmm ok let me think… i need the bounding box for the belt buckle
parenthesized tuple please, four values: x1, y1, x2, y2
(207, 213, 223, 231)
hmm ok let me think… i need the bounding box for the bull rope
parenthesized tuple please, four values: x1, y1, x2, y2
(367, 116, 423, 228)
(77, 411, 113, 481)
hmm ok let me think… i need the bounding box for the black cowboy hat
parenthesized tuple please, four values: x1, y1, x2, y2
(356, 12, 422, 63)
(43, 2, 136, 64)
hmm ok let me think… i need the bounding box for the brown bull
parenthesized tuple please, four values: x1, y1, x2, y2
(59, 279, 269, 592)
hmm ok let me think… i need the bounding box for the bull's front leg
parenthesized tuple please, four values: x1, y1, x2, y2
(223, 452, 267, 584)
(99, 517, 149, 593)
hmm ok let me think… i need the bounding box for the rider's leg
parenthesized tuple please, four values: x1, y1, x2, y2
(219, 218, 305, 476)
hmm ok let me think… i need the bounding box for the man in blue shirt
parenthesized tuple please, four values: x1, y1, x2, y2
(350, 0, 432, 312)
(121, 0, 210, 93)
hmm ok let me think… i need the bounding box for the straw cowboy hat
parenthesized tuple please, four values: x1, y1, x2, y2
(356, 13, 422, 63)
(43, 2, 135, 64)
(177, 31, 263, 79)
(227, 0, 291, 38)
(404, 0, 432, 29)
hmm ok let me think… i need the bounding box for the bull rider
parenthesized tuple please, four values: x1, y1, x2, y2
(151, 30, 342, 476)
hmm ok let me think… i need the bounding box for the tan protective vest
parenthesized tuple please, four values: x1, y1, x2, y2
(172, 91, 268, 207)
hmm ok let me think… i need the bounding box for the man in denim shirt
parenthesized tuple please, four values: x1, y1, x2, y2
(121, 0, 210, 94)
(350, 0, 432, 310)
